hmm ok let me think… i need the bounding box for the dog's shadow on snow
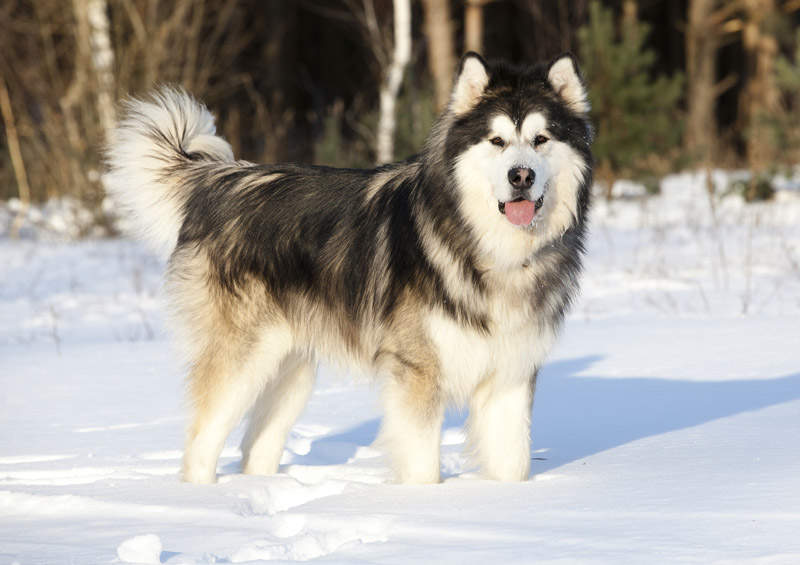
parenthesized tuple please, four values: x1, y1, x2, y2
(530, 355, 800, 474)
(279, 355, 800, 478)
(284, 419, 383, 467)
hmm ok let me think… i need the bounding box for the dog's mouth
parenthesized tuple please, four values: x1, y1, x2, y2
(498, 194, 545, 226)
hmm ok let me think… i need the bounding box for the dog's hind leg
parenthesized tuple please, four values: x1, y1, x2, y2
(240, 353, 316, 476)
(182, 322, 293, 484)
(467, 373, 535, 481)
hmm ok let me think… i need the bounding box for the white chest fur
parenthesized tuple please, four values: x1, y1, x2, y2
(426, 306, 556, 405)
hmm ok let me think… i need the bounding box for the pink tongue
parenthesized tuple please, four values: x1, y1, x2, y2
(504, 199, 536, 226)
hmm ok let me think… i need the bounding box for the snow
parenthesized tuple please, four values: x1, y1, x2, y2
(117, 534, 163, 564)
(2, 172, 800, 563)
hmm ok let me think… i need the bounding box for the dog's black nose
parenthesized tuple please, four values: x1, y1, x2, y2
(508, 167, 534, 189)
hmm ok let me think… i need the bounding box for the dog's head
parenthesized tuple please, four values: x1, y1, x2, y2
(441, 53, 593, 267)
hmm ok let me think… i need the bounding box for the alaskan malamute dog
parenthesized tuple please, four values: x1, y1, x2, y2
(105, 52, 593, 484)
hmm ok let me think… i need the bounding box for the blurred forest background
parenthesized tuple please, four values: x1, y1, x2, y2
(0, 0, 799, 221)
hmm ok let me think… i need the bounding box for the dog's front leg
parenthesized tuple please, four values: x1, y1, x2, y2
(468, 373, 536, 481)
(378, 372, 443, 484)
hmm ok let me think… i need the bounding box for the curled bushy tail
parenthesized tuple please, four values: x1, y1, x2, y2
(104, 86, 234, 257)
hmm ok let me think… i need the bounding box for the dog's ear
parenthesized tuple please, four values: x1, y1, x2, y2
(451, 52, 490, 115)
(547, 53, 590, 113)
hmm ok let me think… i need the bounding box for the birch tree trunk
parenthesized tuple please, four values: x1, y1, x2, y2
(421, 0, 456, 112)
(86, 0, 116, 137)
(376, 0, 411, 164)
(685, 0, 718, 165)
(72, 0, 115, 138)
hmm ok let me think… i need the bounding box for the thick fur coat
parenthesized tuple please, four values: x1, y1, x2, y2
(105, 52, 593, 484)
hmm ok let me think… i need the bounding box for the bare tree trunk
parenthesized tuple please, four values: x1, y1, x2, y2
(685, 0, 718, 165)
(86, 0, 116, 137)
(464, 0, 486, 54)
(742, 0, 780, 193)
(376, 0, 412, 164)
(622, 0, 637, 28)
(62, 0, 94, 199)
(72, 0, 115, 138)
(421, 0, 456, 112)
(0, 78, 31, 238)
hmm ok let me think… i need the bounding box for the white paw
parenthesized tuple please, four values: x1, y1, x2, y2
(181, 461, 217, 484)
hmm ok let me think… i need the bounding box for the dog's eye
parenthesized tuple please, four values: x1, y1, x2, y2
(533, 135, 549, 147)
(490, 137, 505, 147)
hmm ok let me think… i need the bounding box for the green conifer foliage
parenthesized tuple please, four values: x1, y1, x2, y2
(578, 1, 684, 192)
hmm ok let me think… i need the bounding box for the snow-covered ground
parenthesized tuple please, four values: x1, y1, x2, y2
(2, 173, 800, 564)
